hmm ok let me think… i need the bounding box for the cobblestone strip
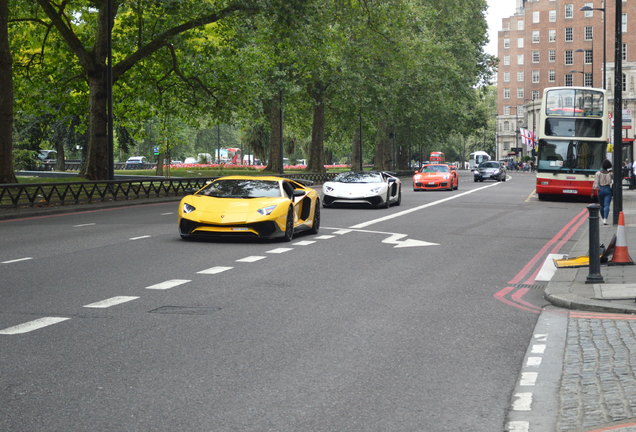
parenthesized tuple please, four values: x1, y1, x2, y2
(558, 318, 636, 431)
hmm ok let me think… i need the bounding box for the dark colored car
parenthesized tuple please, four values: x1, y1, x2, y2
(474, 161, 507, 182)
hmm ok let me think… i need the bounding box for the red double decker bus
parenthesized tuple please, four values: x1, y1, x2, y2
(429, 151, 445, 163)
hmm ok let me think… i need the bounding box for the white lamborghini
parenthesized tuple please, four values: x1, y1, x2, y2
(322, 171, 402, 208)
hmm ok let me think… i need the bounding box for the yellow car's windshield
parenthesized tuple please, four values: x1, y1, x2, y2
(198, 179, 282, 198)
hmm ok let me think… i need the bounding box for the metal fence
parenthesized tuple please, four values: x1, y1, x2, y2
(0, 173, 341, 209)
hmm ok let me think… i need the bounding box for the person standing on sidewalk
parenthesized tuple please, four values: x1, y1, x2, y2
(593, 159, 613, 225)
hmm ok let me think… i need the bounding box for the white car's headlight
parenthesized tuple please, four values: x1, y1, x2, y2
(324, 186, 334, 192)
(257, 205, 277, 216)
(370, 187, 382, 194)
(183, 203, 196, 214)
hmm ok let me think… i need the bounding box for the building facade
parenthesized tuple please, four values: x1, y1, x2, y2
(496, 0, 636, 162)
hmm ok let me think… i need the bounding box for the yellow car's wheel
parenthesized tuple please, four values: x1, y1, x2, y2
(309, 201, 320, 234)
(283, 206, 294, 242)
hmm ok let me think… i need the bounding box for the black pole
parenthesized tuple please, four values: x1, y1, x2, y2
(106, 0, 114, 180)
(612, 0, 623, 225)
(602, 7, 606, 89)
(586, 204, 604, 283)
(279, 90, 284, 174)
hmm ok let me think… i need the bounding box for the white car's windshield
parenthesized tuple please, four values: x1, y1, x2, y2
(198, 180, 281, 198)
(334, 172, 383, 183)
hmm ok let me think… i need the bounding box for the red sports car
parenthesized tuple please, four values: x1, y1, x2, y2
(412, 164, 458, 191)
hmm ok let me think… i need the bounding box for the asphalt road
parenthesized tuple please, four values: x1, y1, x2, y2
(0, 171, 590, 431)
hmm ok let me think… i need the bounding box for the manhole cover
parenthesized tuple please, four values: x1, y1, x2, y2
(149, 306, 221, 315)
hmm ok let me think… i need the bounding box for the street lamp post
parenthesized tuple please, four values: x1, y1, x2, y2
(580, 4, 606, 89)
(612, 0, 623, 224)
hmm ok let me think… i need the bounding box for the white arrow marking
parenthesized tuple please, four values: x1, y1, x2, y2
(381, 233, 439, 248)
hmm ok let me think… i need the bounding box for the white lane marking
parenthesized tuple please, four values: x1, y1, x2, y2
(332, 229, 352, 235)
(534, 333, 548, 342)
(267, 248, 293, 254)
(1, 257, 33, 264)
(293, 240, 316, 246)
(507, 421, 530, 432)
(237, 256, 266, 263)
(520, 372, 538, 386)
(0, 317, 70, 335)
(129, 235, 151, 240)
(314, 235, 335, 239)
(381, 233, 438, 248)
(83, 296, 139, 308)
(73, 223, 96, 227)
(146, 279, 191, 290)
(161, 212, 174, 215)
(512, 392, 533, 411)
(535, 254, 566, 281)
(531, 344, 546, 354)
(526, 357, 542, 367)
(350, 182, 500, 229)
(198, 266, 233, 275)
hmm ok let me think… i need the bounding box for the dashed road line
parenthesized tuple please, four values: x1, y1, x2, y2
(1, 257, 33, 264)
(145, 279, 191, 290)
(129, 235, 151, 240)
(83, 296, 139, 308)
(197, 266, 233, 275)
(293, 240, 316, 246)
(266, 247, 293, 254)
(73, 223, 96, 227)
(0, 317, 70, 335)
(236, 256, 266, 263)
(314, 235, 335, 240)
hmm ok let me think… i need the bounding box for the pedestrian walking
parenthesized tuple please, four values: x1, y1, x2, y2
(593, 159, 613, 225)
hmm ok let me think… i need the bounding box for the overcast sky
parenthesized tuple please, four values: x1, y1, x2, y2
(485, 0, 518, 56)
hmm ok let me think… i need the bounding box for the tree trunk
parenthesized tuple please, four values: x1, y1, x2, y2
(307, 83, 326, 173)
(81, 72, 110, 180)
(265, 95, 283, 173)
(0, 0, 16, 183)
(351, 118, 362, 171)
(373, 120, 392, 171)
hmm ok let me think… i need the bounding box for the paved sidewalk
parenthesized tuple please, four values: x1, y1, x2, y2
(523, 189, 636, 432)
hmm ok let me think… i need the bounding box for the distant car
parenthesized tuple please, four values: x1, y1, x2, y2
(322, 171, 401, 208)
(170, 160, 183, 165)
(474, 161, 507, 182)
(37, 150, 57, 162)
(183, 157, 198, 164)
(178, 175, 320, 241)
(125, 156, 148, 168)
(412, 163, 458, 191)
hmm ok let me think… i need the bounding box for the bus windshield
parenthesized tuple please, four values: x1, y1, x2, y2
(545, 88, 604, 118)
(537, 139, 606, 173)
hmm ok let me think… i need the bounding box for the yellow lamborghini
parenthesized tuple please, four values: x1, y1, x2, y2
(178, 175, 320, 241)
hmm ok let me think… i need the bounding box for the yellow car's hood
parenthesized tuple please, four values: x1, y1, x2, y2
(183, 195, 289, 223)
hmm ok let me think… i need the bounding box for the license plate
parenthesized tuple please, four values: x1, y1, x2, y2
(427, 182, 436, 186)
(563, 189, 578, 194)
(232, 227, 249, 231)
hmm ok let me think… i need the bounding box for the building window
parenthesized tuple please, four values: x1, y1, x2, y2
(504, 38, 510, 49)
(583, 3, 593, 17)
(565, 50, 573, 65)
(504, 88, 510, 99)
(623, 43, 628, 61)
(549, 69, 556, 82)
(623, 14, 627, 33)
(585, 26, 593, 41)
(517, 71, 524, 82)
(532, 51, 540, 63)
(565, 74, 573, 86)
(504, 55, 510, 65)
(518, 38, 524, 48)
(549, 10, 557, 22)
(532, 70, 540, 83)
(518, 20, 525, 31)
(504, 72, 510, 82)
(532, 30, 540, 43)
(517, 88, 524, 99)
(517, 54, 524, 65)
(623, 73, 627, 92)
(532, 90, 540, 100)
(533, 11, 540, 23)
(549, 50, 556, 62)
(503, 121, 510, 132)
(504, 106, 511, 115)
(565, 4, 573, 19)
(565, 27, 573, 42)
(585, 72, 593, 87)
(584, 49, 593, 64)
(549, 29, 556, 42)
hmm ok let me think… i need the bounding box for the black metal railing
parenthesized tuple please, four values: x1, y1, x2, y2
(0, 173, 342, 209)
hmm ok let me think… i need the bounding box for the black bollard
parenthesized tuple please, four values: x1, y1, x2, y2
(586, 203, 604, 284)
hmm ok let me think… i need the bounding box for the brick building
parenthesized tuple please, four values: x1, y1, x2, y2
(496, 0, 635, 162)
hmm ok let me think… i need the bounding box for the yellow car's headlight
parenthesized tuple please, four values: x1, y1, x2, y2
(183, 203, 196, 214)
(257, 205, 277, 216)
